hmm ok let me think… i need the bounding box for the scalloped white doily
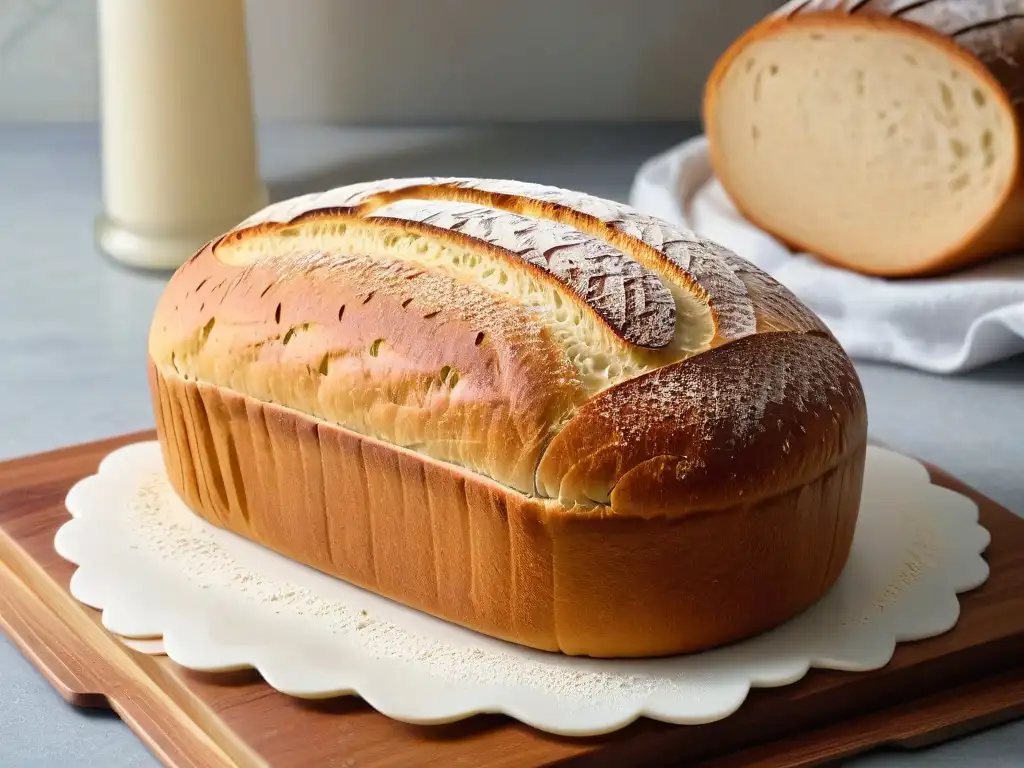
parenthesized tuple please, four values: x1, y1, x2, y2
(54, 442, 990, 737)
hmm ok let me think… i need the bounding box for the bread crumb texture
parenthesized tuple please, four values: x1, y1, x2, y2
(709, 2, 1024, 274)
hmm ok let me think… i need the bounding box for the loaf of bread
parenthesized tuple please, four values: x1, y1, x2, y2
(704, 1, 1024, 277)
(147, 177, 868, 658)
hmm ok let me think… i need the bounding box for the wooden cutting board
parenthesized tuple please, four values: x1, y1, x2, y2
(1, 432, 1023, 768)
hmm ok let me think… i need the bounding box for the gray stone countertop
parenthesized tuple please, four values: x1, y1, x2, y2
(0, 123, 1021, 767)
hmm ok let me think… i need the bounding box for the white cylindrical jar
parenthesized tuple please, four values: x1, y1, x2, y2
(95, 0, 268, 270)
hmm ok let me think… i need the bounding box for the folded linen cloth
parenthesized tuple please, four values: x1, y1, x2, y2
(629, 135, 1024, 374)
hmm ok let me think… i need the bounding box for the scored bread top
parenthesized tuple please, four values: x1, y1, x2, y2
(149, 177, 864, 514)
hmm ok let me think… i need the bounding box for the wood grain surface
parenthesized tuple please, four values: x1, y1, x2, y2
(1, 431, 1023, 768)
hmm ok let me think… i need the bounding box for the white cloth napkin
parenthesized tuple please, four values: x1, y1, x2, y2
(629, 136, 1024, 374)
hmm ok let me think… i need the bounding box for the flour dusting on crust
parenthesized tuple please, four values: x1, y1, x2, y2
(235, 176, 761, 341)
(370, 198, 677, 348)
(603, 332, 860, 444)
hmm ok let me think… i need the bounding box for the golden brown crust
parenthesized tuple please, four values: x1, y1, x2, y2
(150, 362, 864, 658)
(151, 236, 586, 495)
(148, 177, 868, 657)
(153, 178, 839, 498)
(704, 9, 1024, 277)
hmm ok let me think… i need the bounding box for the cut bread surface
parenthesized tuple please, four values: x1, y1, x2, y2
(707, 14, 1020, 276)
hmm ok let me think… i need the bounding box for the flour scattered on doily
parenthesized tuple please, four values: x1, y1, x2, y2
(128, 474, 659, 704)
(56, 441, 990, 733)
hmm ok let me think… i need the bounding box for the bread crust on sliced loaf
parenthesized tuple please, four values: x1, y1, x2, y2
(149, 177, 867, 657)
(705, 3, 1024, 277)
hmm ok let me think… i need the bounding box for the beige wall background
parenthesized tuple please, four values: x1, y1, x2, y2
(0, 0, 781, 123)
